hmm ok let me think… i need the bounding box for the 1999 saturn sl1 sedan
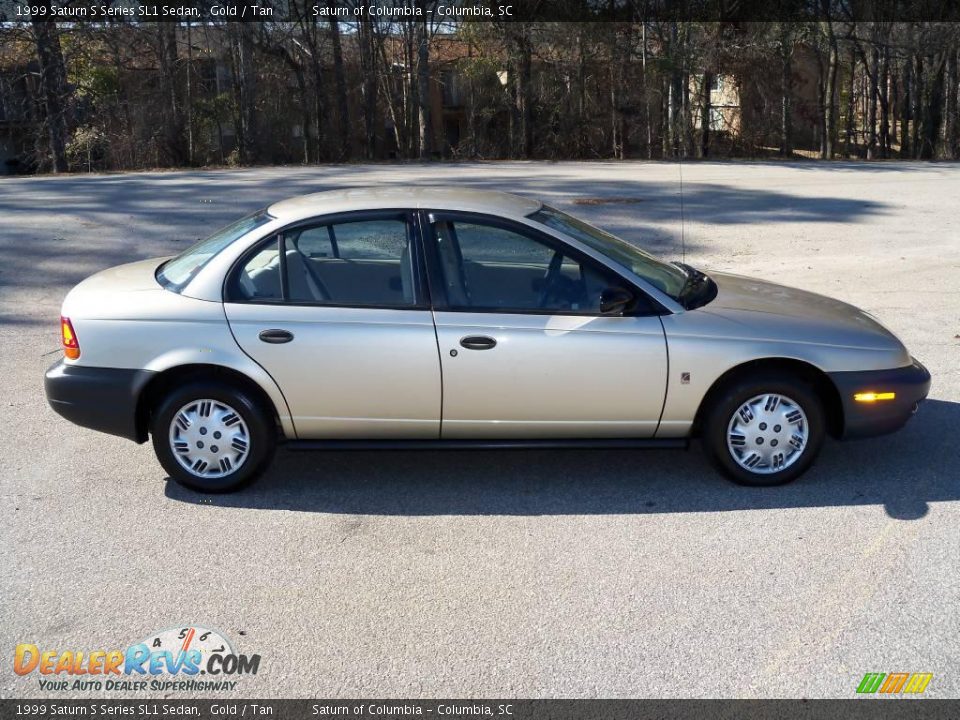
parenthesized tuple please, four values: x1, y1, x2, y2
(45, 188, 930, 492)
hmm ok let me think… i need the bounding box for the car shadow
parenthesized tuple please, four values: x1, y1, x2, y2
(164, 399, 958, 521)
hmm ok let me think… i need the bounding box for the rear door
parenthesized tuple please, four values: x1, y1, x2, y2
(423, 211, 668, 439)
(224, 211, 442, 439)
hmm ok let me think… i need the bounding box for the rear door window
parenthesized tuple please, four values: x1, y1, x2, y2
(232, 213, 422, 308)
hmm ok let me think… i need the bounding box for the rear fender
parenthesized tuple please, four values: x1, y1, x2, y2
(143, 347, 296, 438)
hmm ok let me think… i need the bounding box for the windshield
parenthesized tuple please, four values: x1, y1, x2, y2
(530, 205, 689, 300)
(157, 209, 273, 291)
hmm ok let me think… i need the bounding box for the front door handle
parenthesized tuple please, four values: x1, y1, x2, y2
(459, 335, 497, 350)
(259, 329, 294, 344)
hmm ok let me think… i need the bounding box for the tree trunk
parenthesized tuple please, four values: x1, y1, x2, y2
(157, 24, 185, 165)
(328, 16, 351, 160)
(879, 43, 890, 158)
(32, 18, 69, 172)
(358, 16, 377, 159)
(416, 20, 432, 160)
(940, 44, 958, 158)
(920, 55, 945, 159)
(911, 53, 922, 158)
(610, 65, 619, 159)
(666, 23, 681, 158)
(822, 24, 839, 159)
(235, 24, 258, 164)
(609, 26, 619, 159)
(866, 44, 879, 159)
(700, 72, 712, 158)
(642, 22, 653, 159)
(508, 58, 521, 157)
(900, 53, 912, 157)
(845, 46, 856, 158)
(308, 41, 326, 161)
(518, 27, 533, 159)
(288, 61, 311, 164)
(371, 26, 404, 158)
(465, 44, 476, 156)
(185, 23, 194, 165)
(577, 30, 587, 156)
(661, 76, 670, 157)
(681, 70, 692, 157)
(780, 30, 793, 157)
(405, 25, 418, 158)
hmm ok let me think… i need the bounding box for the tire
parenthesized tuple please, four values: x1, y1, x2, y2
(701, 373, 825, 487)
(151, 381, 276, 493)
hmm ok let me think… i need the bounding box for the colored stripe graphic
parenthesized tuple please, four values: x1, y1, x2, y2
(880, 673, 910, 693)
(857, 673, 886, 693)
(903, 673, 933, 694)
(857, 672, 933, 694)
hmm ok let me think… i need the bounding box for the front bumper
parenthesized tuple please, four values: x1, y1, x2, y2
(829, 357, 931, 439)
(44, 361, 154, 442)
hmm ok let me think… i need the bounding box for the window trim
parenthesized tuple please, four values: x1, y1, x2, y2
(419, 209, 666, 317)
(223, 209, 432, 311)
(264, 234, 285, 301)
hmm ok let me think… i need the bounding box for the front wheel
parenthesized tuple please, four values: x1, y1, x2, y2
(151, 382, 276, 492)
(702, 374, 825, 486)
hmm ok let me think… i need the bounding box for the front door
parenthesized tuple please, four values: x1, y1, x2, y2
(224, 211, 441, 439)
(425, 213, 668, 439)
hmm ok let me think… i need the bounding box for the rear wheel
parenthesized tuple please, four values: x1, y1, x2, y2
(702, 373, 825, 486)
(151, 382, 275, 492)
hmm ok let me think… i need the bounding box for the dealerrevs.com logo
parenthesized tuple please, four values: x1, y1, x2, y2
(14, 625, 260, 692)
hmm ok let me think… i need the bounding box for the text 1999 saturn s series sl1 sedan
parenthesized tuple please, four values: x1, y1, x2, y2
(45, 188, 930, 492)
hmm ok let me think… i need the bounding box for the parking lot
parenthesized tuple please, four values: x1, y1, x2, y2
(1, 160, 958, 698)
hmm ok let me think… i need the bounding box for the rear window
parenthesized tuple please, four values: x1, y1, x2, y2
(157, 210, 273, 292)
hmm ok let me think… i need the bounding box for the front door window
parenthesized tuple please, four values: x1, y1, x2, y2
(432, 218, 616, 314)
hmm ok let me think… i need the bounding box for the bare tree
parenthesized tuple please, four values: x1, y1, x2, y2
(778, 23, 795, 156)
(357, 12, 377, 159)
(31, 15, 69, 172)
(415, 3, 439, 159)
(820, 20, 840, 158)
(939, 38, 959, 158)
(328, 14, 351, 160)
(8, 17, 960, 173)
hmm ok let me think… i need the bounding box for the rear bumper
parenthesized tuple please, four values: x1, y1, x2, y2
(44, 361, 154, 442)
(829, 357, 931, 439)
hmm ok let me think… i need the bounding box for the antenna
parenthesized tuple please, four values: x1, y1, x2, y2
(677, 146, 686, 263)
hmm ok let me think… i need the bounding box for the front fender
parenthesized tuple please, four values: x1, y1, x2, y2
(657, 310, 912, 438)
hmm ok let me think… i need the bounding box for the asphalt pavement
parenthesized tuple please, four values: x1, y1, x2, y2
(1, 160, 957, 698)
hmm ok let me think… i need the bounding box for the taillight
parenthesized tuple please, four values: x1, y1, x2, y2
(61, 316, 80, 360)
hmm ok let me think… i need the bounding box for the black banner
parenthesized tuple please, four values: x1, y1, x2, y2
(2, 0, 960, 23)
(2, 700, 960, 720)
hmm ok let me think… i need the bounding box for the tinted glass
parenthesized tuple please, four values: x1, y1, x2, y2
(530, 206, 687, 299)
(433, 219, 615, 313)
(235, 242, 282, 301)
(158, 210, 272, 291)
(294, 226, 335, 258)
(235, 217, 418, 307)
(333, 220, 408, 260)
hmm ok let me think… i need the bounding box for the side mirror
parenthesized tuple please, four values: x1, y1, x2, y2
(599, 287, 636, 315)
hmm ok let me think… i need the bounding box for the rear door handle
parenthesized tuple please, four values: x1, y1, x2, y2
(459, 335, 497, 350)
(259, 329, 294, 344)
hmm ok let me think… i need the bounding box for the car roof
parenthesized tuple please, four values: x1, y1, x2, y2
(267, 187, 542, 222)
